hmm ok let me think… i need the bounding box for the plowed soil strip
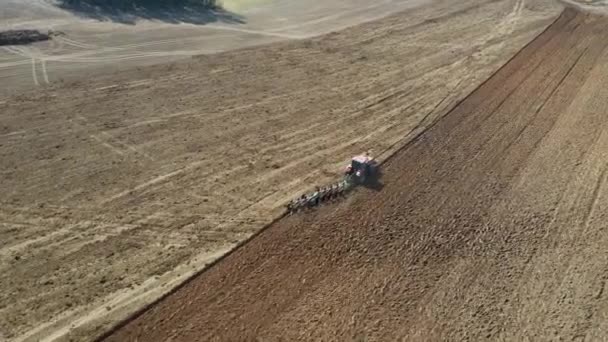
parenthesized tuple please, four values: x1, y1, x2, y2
(101, 8, 608, 341)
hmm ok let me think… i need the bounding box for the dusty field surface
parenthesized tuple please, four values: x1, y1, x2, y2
(0, 0, 562, 341)
(0, 0, 427, 97)
(102, 7, 608, 342)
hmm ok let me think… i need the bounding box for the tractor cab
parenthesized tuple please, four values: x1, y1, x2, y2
(346, 154, 376, 183)
(351, 155, 369, 175)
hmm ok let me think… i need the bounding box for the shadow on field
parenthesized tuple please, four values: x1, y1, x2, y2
(56, 0, 246, 25)
(363, 169, 385, 192)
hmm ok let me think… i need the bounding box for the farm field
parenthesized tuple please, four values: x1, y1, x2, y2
(0, 0, 565, 341)
(103, 7, 608, 341)
(0, 0, 429, 97)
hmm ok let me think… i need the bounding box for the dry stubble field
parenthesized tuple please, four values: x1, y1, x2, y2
(1, 0, 562, 340)
(104, 6, 608, 341)
(0, 0, 427, 97)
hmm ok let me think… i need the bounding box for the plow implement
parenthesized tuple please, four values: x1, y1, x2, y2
(285, 153, 379, 214)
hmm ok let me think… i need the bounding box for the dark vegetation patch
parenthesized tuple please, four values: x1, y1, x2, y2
(0, 30, 51, 46)
(56, 0, 246, 25)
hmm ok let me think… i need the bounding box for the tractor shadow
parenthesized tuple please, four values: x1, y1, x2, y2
(56, 0, 246, 26)
(362, 168, 385, 192)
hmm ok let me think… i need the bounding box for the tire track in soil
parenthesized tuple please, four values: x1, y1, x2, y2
(100, 7, 608, 342)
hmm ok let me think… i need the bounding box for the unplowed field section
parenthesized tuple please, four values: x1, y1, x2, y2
(103, 8, 608, 341)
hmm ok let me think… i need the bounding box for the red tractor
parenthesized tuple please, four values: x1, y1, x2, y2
(285, 153, 381, 214)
